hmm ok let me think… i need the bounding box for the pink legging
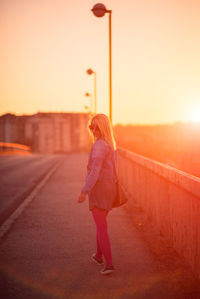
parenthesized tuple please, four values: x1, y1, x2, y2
(91, 207, 113, 267)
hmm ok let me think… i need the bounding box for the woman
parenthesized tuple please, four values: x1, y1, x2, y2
(78, 113, 117, 275)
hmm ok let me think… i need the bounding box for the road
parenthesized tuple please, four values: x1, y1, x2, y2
(0, 153, 199, 299)
(0, 154, 62, 225)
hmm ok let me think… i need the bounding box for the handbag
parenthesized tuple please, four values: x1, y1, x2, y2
(110, 151, 128, 208)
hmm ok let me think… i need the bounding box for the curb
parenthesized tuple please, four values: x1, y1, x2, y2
(0, 158, 64, 240)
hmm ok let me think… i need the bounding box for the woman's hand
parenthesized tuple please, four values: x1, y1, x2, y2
(78, 192, 87, 203)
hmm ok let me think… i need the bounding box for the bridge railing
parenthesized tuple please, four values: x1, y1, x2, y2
(0, 142, 31, 153)
(117, 147, 200, 278)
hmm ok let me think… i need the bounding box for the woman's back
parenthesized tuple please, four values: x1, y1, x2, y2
(87, 138, 117, 182)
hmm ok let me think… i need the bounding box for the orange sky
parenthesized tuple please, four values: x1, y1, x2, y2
(0, 0, 200, 124)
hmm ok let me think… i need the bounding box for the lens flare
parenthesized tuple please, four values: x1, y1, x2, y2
(188, 107, 200, 122)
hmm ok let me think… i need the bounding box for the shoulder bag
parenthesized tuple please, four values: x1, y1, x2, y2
(110, 151, 129, 208)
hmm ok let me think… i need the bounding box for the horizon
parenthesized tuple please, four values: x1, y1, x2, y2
(1, 110, 200, 127)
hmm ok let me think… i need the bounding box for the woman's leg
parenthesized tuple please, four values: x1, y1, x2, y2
(95, 233, 103, 260)
(92, 207, 113, 267)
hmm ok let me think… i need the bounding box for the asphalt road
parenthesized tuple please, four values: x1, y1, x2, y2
(0, 154, 63, 225)
(0, 153, 199, 299)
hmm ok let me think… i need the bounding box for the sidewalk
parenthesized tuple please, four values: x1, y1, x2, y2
(0, 153, 195, 299)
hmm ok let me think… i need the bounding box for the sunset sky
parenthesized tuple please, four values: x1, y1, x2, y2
(1, 0, 200, 124)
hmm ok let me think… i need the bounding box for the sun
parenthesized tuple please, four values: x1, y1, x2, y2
(189, 108, 200, 123)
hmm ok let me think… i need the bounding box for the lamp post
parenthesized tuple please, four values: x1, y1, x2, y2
(91, 3, 112, 123)
(86, 68, 96, 114)
(83, 105, 92, 151)
(85, 92, 92, 114)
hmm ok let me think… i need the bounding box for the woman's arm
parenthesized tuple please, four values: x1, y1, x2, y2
(81, 140, 108, 195)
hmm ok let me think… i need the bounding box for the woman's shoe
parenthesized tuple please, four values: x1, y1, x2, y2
(91, 254, 104, 265)
(100, 266, 115, 275)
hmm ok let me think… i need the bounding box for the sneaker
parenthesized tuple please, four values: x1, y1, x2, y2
(100, 266, 115, 275)
(91, 254, 104, 265)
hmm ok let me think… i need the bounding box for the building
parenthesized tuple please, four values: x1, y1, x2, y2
(0, 112, 89, 153)
(0, 113, 29, 145)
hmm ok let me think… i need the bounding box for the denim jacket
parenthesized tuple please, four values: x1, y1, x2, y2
(81, 138, 117, 195)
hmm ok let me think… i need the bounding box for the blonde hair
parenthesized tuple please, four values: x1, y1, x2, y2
(88, 114, 116, 150)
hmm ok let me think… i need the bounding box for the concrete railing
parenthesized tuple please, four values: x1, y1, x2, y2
(0, 142, 31, 153)
(117, 147, 200, 278)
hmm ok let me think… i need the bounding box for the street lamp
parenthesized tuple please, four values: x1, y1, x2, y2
(91, 3, 112, 123)
(86, 68, 96, 114)
(85, 92, 92, 114)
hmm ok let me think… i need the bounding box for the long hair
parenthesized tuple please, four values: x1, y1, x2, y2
(88, 114, 116, 150)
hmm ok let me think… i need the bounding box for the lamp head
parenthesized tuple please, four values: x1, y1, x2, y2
(86, 68, 94, 75)
(91, 3, 107, 17)
(85, 92, 91, 97)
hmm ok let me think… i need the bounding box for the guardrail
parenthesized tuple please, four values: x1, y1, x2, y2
(0, 142, 31, 153)
(117, 147, 200, 279)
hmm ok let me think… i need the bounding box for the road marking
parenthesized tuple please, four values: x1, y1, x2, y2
(0, 158, 64, 240)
